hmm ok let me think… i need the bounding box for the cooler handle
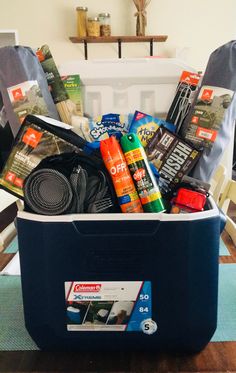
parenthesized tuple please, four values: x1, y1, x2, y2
(72, 220, 161, 236)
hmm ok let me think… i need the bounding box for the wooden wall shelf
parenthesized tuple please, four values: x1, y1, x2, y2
(69, 35, 168, 59)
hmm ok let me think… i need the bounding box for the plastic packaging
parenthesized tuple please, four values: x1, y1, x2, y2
(0, 115, 86, 198)
(76, 7, 88, 37)
(100, 136, 143, 213)
(173, 188, 207, 211)
(146, 126, 201, 196)
(120, 133, 165, 213)
(98, 13, 111, 36)
(129, 110, 176, 147)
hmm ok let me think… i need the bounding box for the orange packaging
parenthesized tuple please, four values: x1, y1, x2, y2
(100, 136, 143, 213)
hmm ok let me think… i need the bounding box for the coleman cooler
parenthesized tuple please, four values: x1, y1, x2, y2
(17, 196, 222, 352)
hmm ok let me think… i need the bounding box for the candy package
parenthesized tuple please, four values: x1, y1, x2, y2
(146, 126, 201, 195)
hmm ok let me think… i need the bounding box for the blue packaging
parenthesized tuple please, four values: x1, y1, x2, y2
(129, 111, 176, 147)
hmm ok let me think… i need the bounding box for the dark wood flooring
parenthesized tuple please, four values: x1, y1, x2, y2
(0, 212, 236, 372)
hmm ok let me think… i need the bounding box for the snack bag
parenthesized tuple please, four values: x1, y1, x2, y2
(129, 110, 175, 147)
(72, 113, 130, 143)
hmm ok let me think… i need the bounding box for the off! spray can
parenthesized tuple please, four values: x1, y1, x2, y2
(100, 136, 143, 213)
(120, 133, 165, 213)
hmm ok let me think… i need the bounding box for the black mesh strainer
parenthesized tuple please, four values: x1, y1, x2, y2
(23, 152, 119, 215)
(24, 168, 74, 215)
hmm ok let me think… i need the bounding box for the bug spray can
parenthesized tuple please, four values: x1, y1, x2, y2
(120, 133, 165, 213)
(100, 136, 143, 213)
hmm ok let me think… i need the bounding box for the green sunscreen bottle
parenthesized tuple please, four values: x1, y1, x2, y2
(120, 133, 165, 213)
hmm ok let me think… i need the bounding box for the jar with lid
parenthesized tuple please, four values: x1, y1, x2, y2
(87, 17, 100, 37)
(98, 13, 111, 36)
(76, 7, 88, 37)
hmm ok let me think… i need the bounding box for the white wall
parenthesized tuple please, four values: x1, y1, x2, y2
(0, 0, 235, 70)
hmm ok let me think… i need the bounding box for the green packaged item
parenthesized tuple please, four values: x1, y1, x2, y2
(120, 133, 165, 213)
(36, 45, 69, 104)
(62, 75, 83, 117)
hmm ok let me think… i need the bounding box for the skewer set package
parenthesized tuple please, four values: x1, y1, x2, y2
(36, 45, 72, 124)
(166, 71, 201, 133)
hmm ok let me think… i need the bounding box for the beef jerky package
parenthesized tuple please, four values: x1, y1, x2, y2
(146, 126, 201, 195)
(180, 41, 236, 182)
(166, 71, 201, 133)
(0, 115, 87, 199)
(0, 46, 59, 139)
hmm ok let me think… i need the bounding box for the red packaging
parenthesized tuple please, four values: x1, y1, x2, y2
(174, 188, 206, 211)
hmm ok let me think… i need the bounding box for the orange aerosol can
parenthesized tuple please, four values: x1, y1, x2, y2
(100, 136, 143, 213)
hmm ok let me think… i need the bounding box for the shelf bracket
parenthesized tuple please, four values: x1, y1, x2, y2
(83, 40, 88, 60)
(118, 39, 122, 59)
(150, 38, 154, 56)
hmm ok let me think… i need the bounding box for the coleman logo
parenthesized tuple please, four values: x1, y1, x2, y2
(160, 142, 193, 181)
(73, 284, 101, 292)
(133, 168, 145, 181)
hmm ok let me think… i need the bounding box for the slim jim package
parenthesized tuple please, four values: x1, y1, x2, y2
(146, 126, 201, 195)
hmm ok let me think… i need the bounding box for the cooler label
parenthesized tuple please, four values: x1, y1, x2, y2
(65, 281, 156, 333)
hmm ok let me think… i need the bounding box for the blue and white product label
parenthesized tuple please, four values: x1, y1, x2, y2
(65, 281, 156, 333)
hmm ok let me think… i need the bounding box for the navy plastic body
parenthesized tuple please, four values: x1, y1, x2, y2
(17, 212, 220, 352)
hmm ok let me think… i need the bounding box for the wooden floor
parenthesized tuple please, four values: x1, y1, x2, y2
(0, 221, 236, 372)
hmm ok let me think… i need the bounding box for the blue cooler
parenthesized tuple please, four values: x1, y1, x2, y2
(17, 196, 223, 352)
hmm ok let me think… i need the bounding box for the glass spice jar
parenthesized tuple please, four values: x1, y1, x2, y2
(98, 13, 111, 37)
(76, 7, 88, 37)
(87, 17, 100, 37)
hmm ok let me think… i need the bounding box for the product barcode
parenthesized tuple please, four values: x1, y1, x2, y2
(198, 130, 212, 140)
